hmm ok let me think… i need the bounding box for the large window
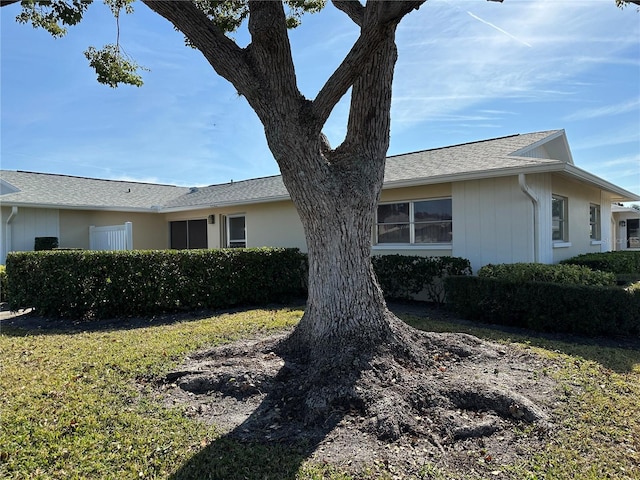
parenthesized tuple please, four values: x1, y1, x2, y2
(589, 204, 601, 241)
(376, 198, 452, 245)
(227, 215, 246, 248)
(552, 195, 568, 242)
(170, 219, 207, 249)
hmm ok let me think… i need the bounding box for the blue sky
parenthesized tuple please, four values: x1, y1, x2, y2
(1, 0, 639, 198)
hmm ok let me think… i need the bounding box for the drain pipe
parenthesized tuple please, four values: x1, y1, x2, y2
(518, 175, 539, 263)
(4, 206, 18, 262)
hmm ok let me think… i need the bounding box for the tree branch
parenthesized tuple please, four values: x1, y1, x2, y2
(313, 0, 425, 127)
(331, 0, 364, 27)
(246, 1, 300, 109)
(141, 1, 256, 97)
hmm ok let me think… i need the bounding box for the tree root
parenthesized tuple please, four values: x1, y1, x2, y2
(160, 325, 557, 456)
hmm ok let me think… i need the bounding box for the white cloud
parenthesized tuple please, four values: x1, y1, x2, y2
(563, 98, 640, 121)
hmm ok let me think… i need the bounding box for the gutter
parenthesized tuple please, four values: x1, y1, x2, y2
(518, 174, 539, 263)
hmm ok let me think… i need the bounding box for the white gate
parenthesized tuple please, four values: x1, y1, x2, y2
(89, 222, 133, 251)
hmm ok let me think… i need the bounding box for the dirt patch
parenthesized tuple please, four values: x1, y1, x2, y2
(158, 326, 561, 478)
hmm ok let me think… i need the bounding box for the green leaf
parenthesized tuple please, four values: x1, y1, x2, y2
(84, 44, 147, 88)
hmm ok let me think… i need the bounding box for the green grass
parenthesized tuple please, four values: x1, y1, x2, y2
(1, 307, 639, 479)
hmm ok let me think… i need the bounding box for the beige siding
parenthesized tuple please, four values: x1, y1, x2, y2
(164, 200, 307, 251)
(550, 175, 606, 263)
(452, 176, 534, 272)
(59, 210, 168, 250)
(380, 184, 452, 202)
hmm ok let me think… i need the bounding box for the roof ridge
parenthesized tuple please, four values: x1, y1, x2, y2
(5, 170, 182, 188)
(203, 173, 283, 188)
(386, 130, 559, 159)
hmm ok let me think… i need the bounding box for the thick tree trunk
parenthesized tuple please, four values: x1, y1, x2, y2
(267, 19, 404, 361)
(281, 150, 395, 360)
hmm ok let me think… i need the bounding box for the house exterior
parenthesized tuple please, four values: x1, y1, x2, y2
(1, 130, 638, 272)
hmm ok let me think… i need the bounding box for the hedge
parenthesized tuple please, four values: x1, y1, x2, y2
(372, 254, 472, 303)
(0, 265, 7, 303)
(6, 248, 307, 319)
(445, 276, 640, 337)
(560, 251, 640, 274)
(478, 262, 616, 286)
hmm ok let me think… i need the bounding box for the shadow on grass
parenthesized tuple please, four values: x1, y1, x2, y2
(168, 332, 359, 480)
(170, 436, 311, 480)
(0, 304, 302, 337)
(401, 310, 640, 374)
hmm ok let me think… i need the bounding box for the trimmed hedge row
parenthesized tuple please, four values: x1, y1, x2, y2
(6, 248, 307, 319)
(560, 251, 640, 274)
(372, 254, 472, 303)
(445, 276, 640, 337)
(478, 262, 616, 286)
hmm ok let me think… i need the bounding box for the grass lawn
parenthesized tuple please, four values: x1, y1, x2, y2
(1, 307, 639, 480)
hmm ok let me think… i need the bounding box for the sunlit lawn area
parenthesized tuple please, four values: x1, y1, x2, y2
(1, 307, 639, 479)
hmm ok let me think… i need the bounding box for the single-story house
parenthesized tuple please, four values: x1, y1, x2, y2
(1, 129, 638, 272)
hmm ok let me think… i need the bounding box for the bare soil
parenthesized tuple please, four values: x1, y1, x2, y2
(158, 309, 562, 479)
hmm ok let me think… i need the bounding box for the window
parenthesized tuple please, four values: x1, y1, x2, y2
(227, 215, 246, 248)
(170, 219, 207, 249)
(376, 198, 452, 245)
(552, 195, 568, 242)
(589, 204, 601, 241)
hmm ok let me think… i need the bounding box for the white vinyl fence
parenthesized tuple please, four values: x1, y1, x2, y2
(89, 222, 133, 251)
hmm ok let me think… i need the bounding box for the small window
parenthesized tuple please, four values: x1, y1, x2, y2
(227, 215, 246, 248)
(552, 195, 568, 242)
(376, 198, 452, 245)
(589, 204, 601, 241)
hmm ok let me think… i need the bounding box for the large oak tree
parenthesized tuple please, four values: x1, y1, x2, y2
(4, 0, 635, 447)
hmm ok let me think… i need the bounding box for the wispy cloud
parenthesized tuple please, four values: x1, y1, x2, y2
(465, 11, 532, 48)
(563, 98, 640, 121)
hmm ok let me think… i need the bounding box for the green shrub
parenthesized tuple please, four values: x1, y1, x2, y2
(0, 265, 7, 303)
(560, 251, 640, 274)
(478, 262, 616, 286)
(372, 254, 472, 303)
(6, 248, 307, 319)
(445, 276, 640, 337)
(34, 236, 59, 251)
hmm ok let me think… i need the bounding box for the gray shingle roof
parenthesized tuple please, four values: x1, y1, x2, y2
(0, 171, 190, 210)
(384, 130, 562, 184)
(1, 130, 579, 211)
(161, 175, 289, 210)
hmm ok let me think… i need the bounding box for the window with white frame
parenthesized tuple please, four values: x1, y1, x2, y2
(376, 198, 452, 245)
(589, 204, 601, 241)
(552, 195, 568, 242)
(227, 215, 246, 248)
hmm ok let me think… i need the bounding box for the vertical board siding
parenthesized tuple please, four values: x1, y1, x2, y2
(453, 176, 534, 272)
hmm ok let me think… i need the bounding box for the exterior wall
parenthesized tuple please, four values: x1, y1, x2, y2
(59, 210, 168, 250)
(550, 175, 609, 263)
(0, 206, 60, 263)
(164, 200, 307, 252)
(452, 176, 535, 273)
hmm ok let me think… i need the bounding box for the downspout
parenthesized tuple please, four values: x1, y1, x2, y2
(518, 174, 539, 263)
(4, 206, 18, 262)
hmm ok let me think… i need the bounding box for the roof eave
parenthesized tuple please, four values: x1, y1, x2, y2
(561, 164, 640, 202)
(382, 163, 565, 189)
(157, 194, 292, 213)
(0, 201, 160, 213)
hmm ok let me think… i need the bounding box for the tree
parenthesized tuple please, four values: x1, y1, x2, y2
(3, 0, 632, 449)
